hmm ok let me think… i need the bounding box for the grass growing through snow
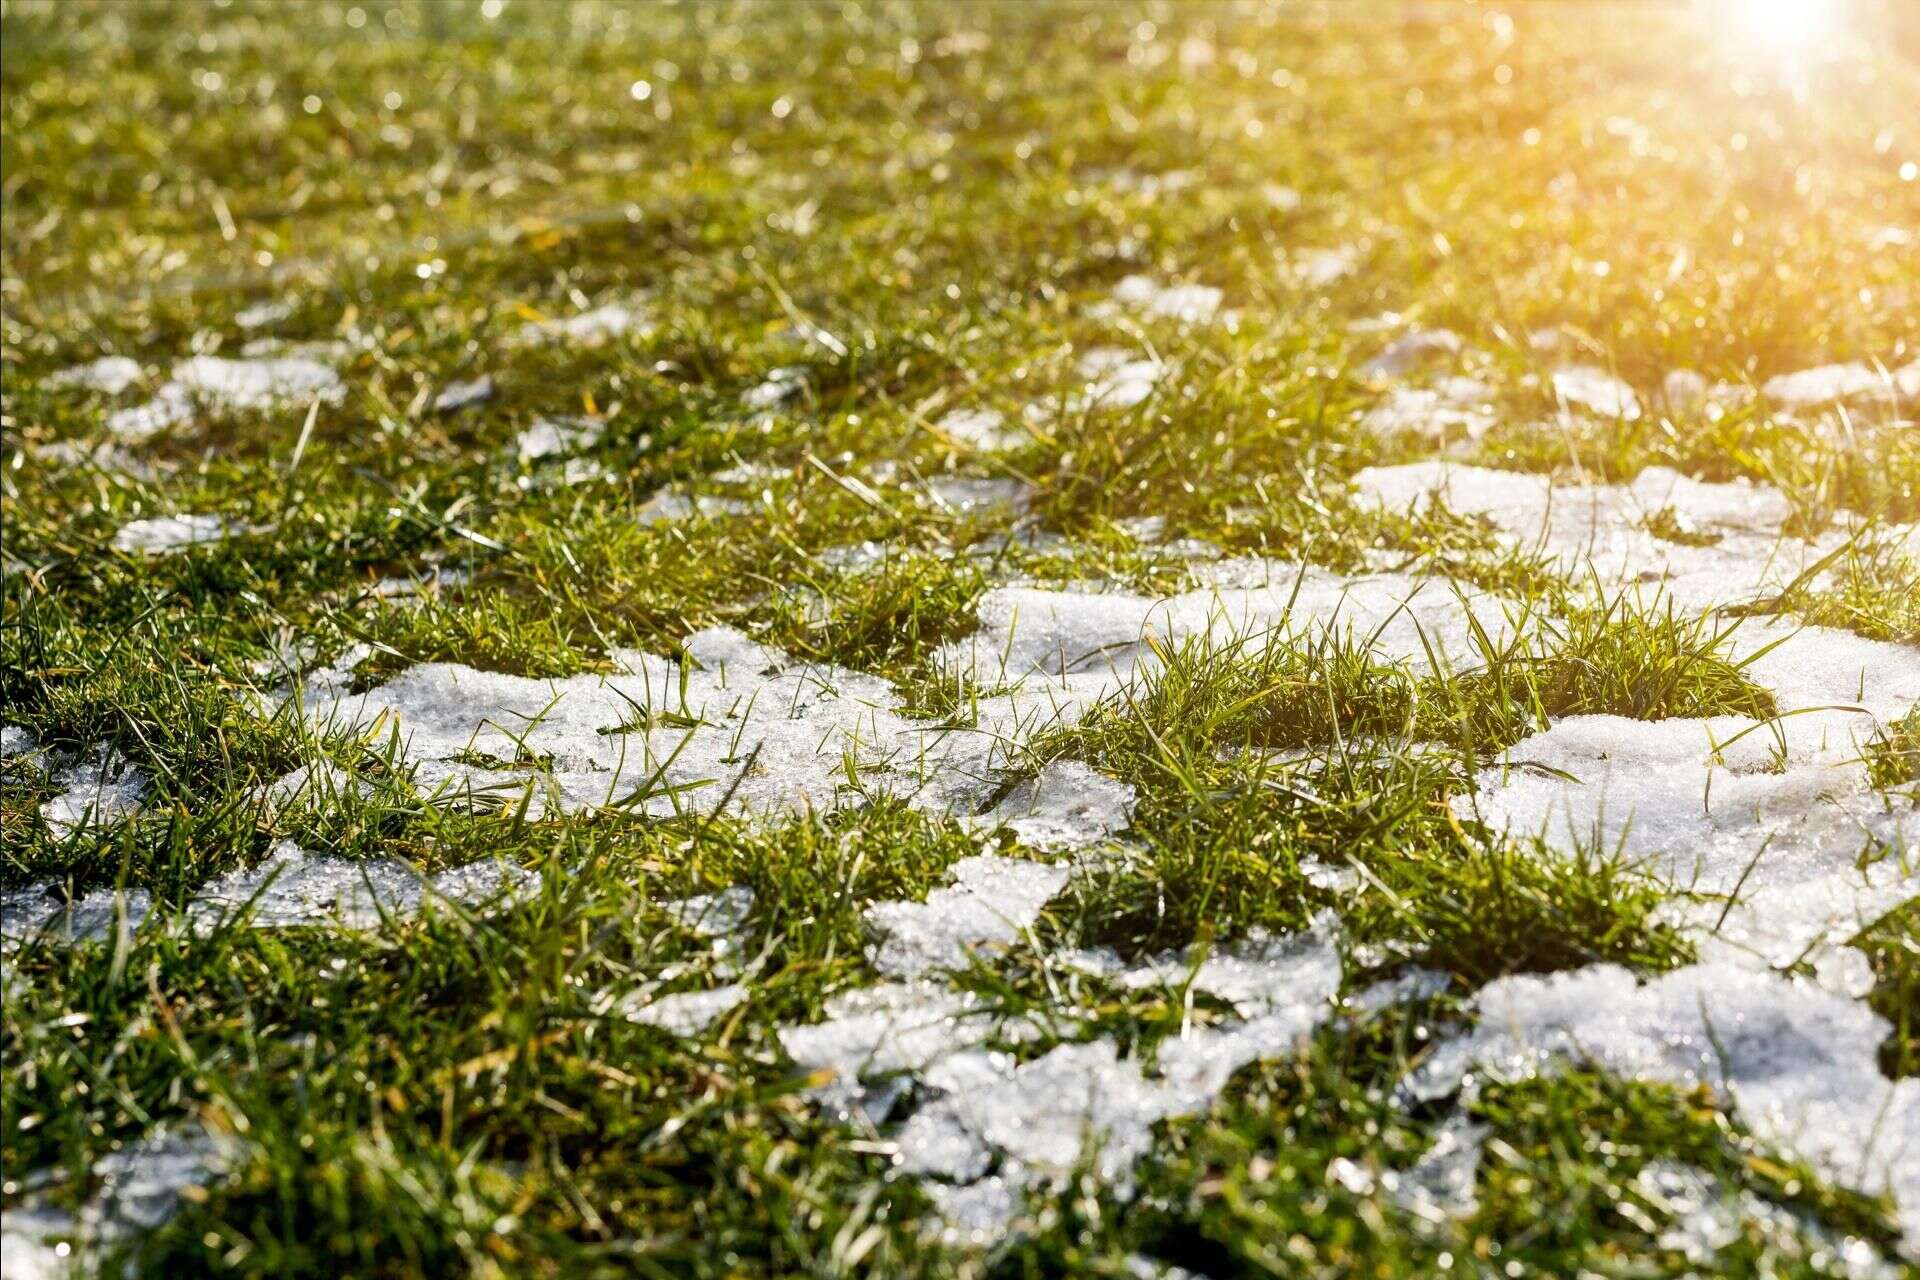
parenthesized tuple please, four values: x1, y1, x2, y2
(4, 1, 1918, 1276)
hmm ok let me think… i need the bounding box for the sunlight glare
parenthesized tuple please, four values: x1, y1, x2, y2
(1709, 0, 1846, 59)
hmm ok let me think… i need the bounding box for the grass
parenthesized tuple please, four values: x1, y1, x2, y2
(3, 1, 1918, 1276)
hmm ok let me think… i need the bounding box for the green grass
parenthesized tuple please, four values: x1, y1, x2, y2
(4, 1, 1918, 1276)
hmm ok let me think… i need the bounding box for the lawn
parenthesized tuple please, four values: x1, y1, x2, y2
(2, 1, 1917, 1277)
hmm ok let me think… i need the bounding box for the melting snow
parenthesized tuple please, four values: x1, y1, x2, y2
(186, 840, 536, 932)
(511, 304, 650, 348)
(1762, 362, 1898, 408)
(972, 760, 1135, 851)
(47, 356, 143, 395)
(1360, 377, 1497, 441)
(111, 514, 248, 555)
(433, 374, 494, 412)
(865, 855, 1070, 978)
(1069, 347, 1166, 412)
(817, 914, 1345, 1241)
(1291, 246, 1361, 288)
(941, 566, 1518, 698)
(42, 758, 147, 836)
(616, 983, 748, 1035)
(1404, 962, 1920, 1250)
(743, 365, 808, 410)
(107, 356, 345, 440)
(1104, 275, 1226, 325)
(934, 408, 1020, 451)
(1, 1127, 233, 1278)
(1360, 329, 1464, 379)
(1460, 711, 1915, 972)
(1347, 460, 1874, 610)
(1552, 365, 1641, 419)
(514, 415, 603, 461)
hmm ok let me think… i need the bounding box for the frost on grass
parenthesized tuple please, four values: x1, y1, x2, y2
(1551, 364, 1641, 419)
(1404, 962, 1920, 1252)
(1, 1127, 234, 1280)
(110, 514, 248, 555)
(1348, 460, 1872, 609)
(509, 304, 649, 348)
(106, 356, 346, 441)
(46, 356, 143, 395)
(41, 757, 147, 837)
(865, 854, 1071, 979)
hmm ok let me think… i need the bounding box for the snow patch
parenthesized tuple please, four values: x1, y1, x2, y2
(111, 514, 249, 555)
(1552, 365, 1641, 420)
(865, 855, 1070, 978)
(1405, 963, 1920, 1251)
(47, 356, 143, 395)
(510, 304, 650, 348)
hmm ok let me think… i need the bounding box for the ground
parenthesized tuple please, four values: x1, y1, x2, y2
(2, 2, 1918, 1277)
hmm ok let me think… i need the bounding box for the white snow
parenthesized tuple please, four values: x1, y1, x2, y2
(47, 356, 143, 395)
(829, 914, 1345, 1240)
(1360, 377, 1497, 441)
(1291, 246, 1361, 287)
(934, 408, 1021, 451)
(743, 365, 808, 410)
(1360, 329, 1464, 379)
(1104, 275, 1226, 325)
(186, 840, 536, 932)
(1459, 710, 1915, 972)
(1069, 347, 1166, 412)
(510, 304, 650, 348)
(865, 854, 1071, 978)
(433, 374, 494, 411)
(1347, 460, 1875, 611)
(42, 758, 147, 836)
(616, 983, 748, 1035)
(971, 760, 1135, 851)
(1552, 365, 1642, 419)
(283, 626, 1052, 825)
(514, 415, 603, 461)
(1, 1127, 233, 1278)
(106, 356, 345, 440)
(111, 514, 247, 555)
(1404, 962, 1920, 1249)
(1763, 362, 1896, 408)
(940, 566, 1518, 699)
